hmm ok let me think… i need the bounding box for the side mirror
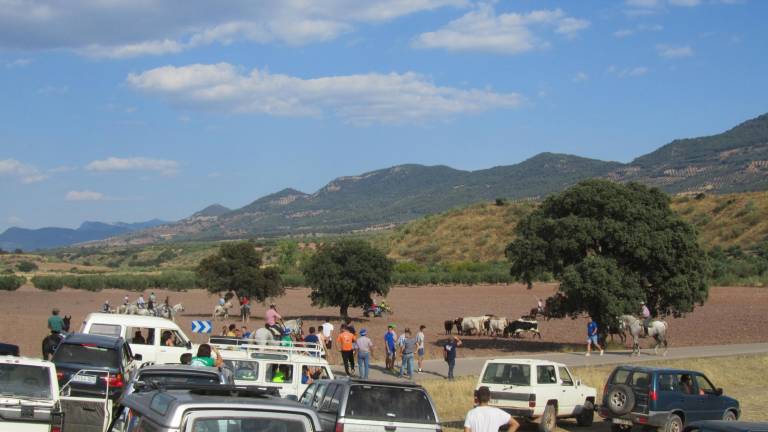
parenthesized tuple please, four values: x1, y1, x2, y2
(715, 388, 723, 396)
(576, 379, 581, 386)
(134, 354, 143, 361)
(186, 341, 192, 349)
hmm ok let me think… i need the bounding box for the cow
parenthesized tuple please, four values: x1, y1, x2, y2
(461, 315, 490, 336)
(453, 318, 463, 335)
(444, 320, 454, 335)
(504, 318, 541, 339)
(488, 317, 508, 337)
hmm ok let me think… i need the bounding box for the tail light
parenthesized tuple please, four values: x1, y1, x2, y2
(529, 393, 536, 408)
(335, 423, 344, 432)
(56, 372, 64, 380)
(649, 390, 657, 401)
(51, 411, 63, 432)
(51, 427, 62, 432)
(101, 373, 124, 388)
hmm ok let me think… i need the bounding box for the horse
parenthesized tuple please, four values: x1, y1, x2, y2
(240, 303, 251, 324)
(620, 315, 669, 356)
(213, 304, 229, 321)
(41, 333, 64, 360)
(62, 315, 71, 332)
(282, 319, 303, 338)
(606, 320, 627, 345)
(157, 303, 184, 321)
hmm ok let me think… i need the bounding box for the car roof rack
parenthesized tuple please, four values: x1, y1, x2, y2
(135, 381, 281, 397)
(208, 337, 325, 359)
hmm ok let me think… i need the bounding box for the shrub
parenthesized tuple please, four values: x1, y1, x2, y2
(0, 275, 25, 291)
(16, 261, 38, 272)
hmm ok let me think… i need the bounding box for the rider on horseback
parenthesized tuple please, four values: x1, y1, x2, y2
(640, 301, 651, 337)
(265, 303, 284, 338)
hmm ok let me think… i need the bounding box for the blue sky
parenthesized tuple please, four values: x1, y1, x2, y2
(1, 0, 766, 230)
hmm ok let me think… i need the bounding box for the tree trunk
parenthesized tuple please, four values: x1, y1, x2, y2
(340, 304, 349, 318)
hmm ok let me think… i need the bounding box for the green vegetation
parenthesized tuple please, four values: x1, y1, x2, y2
(15, 260, 38, 272)
(196, 241, 283, 302)
(0, 275, 25, 291)
(30, 271, 197, 291)
(303, 239, 394, 317)
(507, 180, 708, 330)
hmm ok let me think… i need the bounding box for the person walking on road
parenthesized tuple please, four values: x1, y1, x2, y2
(586, 316, 604, 356)
(384, 325, 397, 371)
(443, 335, 462, 380)
(337, 325, 356, 376)
(356, 329, 374, 379)
(399, 328, 417, 380)
(464, 386, 520, 432)
(416, 325, 426, 373)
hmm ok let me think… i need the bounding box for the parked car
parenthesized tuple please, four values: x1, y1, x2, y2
(108, 384, 322, 432)
(475, 358, 597, 432)
(0, 342, 19, 356)
(52, 333, 140, 401)
(81, 313, 196, 365)
(122, 364, 231, 397)
(685, 421, 768, 432)
(298, 378, 441, 432)
(599, 365, 740, 432)
(0, 355, 63, 432)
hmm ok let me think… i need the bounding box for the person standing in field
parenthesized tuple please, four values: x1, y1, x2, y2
(356, 329, 374, 379)
(337, 325, 356, 376)
(321, 319, 334, 350)
(443, 335, 462, 380)
(399, 328, 417, 380)
(464, 386, 519, 432)
(384, 324, 397, 372)
(416, 325, 426, 373)
(586, 316, 604, 356)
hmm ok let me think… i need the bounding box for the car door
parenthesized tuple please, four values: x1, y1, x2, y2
(265, 362, 298, 398)
(536, 365, 559, 414)
(557, 366, 580, 415)
(673, 373, 704, 423)
(693, 374, 724, 420)
(126, 326, 155, 364)
(315, 383, 338, 432)
(156, 328, 191, 364)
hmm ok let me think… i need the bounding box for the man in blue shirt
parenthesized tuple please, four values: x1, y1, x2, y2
(586, 316, 603, 357)
(304, 327, 321, 357)
(443, 335, 462, 380)
(384, 325, 396, 371)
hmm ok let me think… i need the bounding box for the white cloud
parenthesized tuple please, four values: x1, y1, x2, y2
(614, 29, 635, 38)
(86, 157, 180, 176)
(4, 58, 32, 68)
(412, 5, 589, 54)
(573, 72, 589, 82)
(65, 190, 105, 201)
(608, 65, 649, 78)
(657, 44, 694, 58)
(0, 1, 466, 58)
(614, 24, 663, 38)
(624, 0, 703, 14)
(0, 159, 48, 183)
(127, 63, 523, 125)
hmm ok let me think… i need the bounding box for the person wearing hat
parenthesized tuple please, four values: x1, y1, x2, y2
(640, 301, 651, 337)
(384, 324, 397, 371)
(356, 329, 374, 379)
(443, 335, 462, 380)
(47, 308, 64, 334)
(280, 328, 294, 347)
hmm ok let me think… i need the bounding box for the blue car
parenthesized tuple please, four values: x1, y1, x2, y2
(599, 365, 740, 432)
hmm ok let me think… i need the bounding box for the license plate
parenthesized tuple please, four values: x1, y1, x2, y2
(612, 418, 633, 426)
(20, 406, 34, 418)
(72, 374, 97, 384)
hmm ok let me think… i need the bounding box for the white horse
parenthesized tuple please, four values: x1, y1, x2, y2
(213, 302, 231, 321)
(156, 303, 184, 321)
(282, 319, 303, 338)
(620, 315, 669, 356)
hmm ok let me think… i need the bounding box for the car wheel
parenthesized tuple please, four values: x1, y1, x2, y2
(538, 404, 557, 432)
(723, 410, 737, 421)
(577, 401, 594, 427)
(664, 414, 683, 432)
(607, 385, 636, 416)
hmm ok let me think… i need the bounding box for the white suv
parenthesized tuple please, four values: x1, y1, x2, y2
(476, 358, 596, 432)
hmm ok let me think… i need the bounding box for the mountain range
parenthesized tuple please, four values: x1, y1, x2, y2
(50, 112, 768, 247)
(0, 220, 168, 251)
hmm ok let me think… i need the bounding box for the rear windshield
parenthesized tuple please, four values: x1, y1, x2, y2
(191, 417, 309, 432)
(52, 344, 119, 368)
(139, 371, 220, 386)
(482, 363, 530, 386)
(0, 363, 52, 399)
(611, 369, 631, 384)
(345, 385, 436, 424)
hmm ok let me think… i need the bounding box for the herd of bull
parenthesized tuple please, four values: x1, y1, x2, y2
(443, 314, 541, 338)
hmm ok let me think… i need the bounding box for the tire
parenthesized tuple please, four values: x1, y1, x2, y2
(607, 385, 636, 416)
(577, 401, 594, 427)
(723, 410, 737, 421)
(664, 414, 683, 432)
(538, 404, 557, 432)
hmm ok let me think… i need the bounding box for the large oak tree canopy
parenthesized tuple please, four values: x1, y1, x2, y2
(506, 180, 709, 328)
(196, 241, 283, 303)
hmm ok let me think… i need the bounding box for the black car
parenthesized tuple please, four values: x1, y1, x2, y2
(685, 421, 768, 432)
(599, 365, 740, 432)
(298, 378, 441, 432)
(52, 333, 140, 400)
(0, 342, 19, 356)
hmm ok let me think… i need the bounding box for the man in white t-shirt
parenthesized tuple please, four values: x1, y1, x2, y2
(464, 387, 519, 432)
(321, 320, 334, 350)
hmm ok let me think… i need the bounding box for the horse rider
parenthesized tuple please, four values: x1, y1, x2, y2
(640, 301, 651, 336)
(123, 295, 130, 306)
(137, 294, 146, 309)
(148, 291, 156, 311)
(240, 294, 251, 315)
(537, 298, 545, 315)
(102, 300, 111, 313)
(47, 308, 65, 335)
(265, 303, 284, 338)
(219, 295, 226, 307)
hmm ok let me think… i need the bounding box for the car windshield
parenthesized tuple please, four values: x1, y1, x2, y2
(139, 371, 220, 386)
(481, 363, 531, 386)
(0, 363, 53, 399)
(52, 344, 119, 368)
(222, 360, 259, 382)
(345, 385, 436, 424)
(191, 417, 309, 432)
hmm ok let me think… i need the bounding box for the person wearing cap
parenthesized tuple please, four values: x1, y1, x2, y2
(464, 386, 519, 432)
(356, 329, 374, 379)
(337, 325, 356, 376)
(47, 308, 64, 334)
(640, 301, 651, 337)
(443, 335, 462, 380)
(384, 324, 397, 371)
(281, 328, 294, 347)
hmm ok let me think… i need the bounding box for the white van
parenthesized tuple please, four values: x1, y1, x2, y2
(81, 313, 196, 365)
(209, 338, 334, 400)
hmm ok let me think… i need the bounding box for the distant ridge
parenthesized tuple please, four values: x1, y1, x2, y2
(91, 112, 768, 246)
(192, 204, 231, 218)
(0, 219, 169, 251)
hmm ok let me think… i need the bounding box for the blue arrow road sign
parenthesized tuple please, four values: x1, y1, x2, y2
(192, 320, 212, 334)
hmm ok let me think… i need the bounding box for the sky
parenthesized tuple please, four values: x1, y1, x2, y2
(1, 0, 766, 231)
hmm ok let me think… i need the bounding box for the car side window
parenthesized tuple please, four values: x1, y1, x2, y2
(328, 385, 344, 412)
(266, 363, 293, 383)
(558, 367, 574, 386)
(694, 375, 715, 395)
(300, 383, 316, 405)
(537, 365, 557, 384)
(312, 383, 328, 409)
(320, 384, 338, 411)
(631, 372, 650, 389)
(127, 327, 153, 345)
(657, 374, 679, 392)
